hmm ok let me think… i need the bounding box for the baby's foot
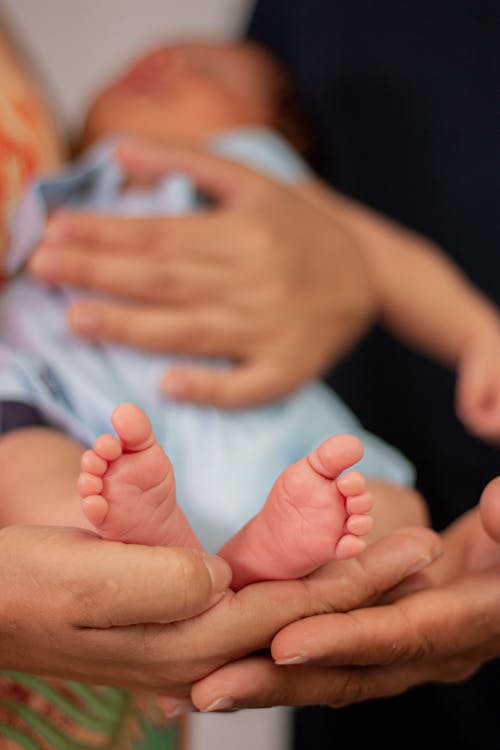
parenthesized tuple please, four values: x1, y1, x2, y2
(218, 434, 372, 590)
(78, 402, 201, 548)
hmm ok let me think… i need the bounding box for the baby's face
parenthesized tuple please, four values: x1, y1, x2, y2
(81, 41, 280, 148)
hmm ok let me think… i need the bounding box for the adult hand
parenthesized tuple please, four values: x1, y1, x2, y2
(159, 525, 438, 711)
(0, 524, 438, 694)
(0, 524, 231, 690)
(189, 508, 500, 710)
(28, 142, 376, 408)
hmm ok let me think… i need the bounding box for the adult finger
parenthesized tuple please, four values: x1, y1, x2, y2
(31, 248, 231, 306)
(67, 302, 247, 357)
(30, 214, 251, 302)
(63, 535, 232, 627)
(270, 570, 500, 669)
(43, 211, 166, 248)
(146, 527, 442, 673)
(41, 210, 243, 265)
(161, 361, 295, 408)
(301, 527, 441, 615)
(191, 654, 457, 711)
(194, 568, 500, 713)
(49, 526, 439, 691)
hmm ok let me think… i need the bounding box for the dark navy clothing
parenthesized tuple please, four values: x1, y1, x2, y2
(248, 2, 500, 748)
(0, 401, 51, 432)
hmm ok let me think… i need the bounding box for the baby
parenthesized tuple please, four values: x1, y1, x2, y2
(1, 39, 500, 578)
(0, 40, 427, 575)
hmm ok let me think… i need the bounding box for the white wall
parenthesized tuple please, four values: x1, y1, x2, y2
(0, 0, 255, 133)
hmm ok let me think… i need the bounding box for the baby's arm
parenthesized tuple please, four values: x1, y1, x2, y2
(317, 186, 500, 443)
(0, 426, 94, 529)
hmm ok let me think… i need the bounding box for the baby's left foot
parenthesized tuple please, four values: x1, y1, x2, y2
(219, 434, 373, 590)
(78, 403, 201, 548)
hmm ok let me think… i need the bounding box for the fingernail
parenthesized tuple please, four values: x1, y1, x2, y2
(404, 540, 443, 577)
(157, 696, 193, 717)
(69, 306, 101, 336)
(201, 697, 234, 713)
(162, 374, 189, 398)
(404, 554, 433, 577)
(203, 555, 232, 597)
(274, 653, 308, 666)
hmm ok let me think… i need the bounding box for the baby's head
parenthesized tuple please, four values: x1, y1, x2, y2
(79, 40, 309, 154)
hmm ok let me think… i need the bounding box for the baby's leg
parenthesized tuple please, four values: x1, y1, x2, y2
(363, 479, 429, 544)
(0, 427, 95, 528)
(78, 403, 201, 548)
(218, 434, 373, 590)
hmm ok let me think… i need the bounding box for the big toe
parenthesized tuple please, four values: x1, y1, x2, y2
(309, 434, 364, 479)
(111, 403, 154, 450)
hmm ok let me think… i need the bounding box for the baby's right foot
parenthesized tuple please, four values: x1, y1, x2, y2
(78, 403, 201, 549)
(218, 434, 373, 590)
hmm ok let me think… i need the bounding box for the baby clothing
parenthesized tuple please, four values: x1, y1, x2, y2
(0, 128, 415, 551)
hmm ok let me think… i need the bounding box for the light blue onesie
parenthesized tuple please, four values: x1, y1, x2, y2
(0, 128, 415, 552)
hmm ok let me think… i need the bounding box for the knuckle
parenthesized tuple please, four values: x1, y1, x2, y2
(71, 583, 111, 627)
(144, 266, 179, 302)
(182, 314, 210, 352)
(138, 623, 164, 661)
(161, 549, 208, 612)
(137, 218, 165, 253)
(393, 602, 435, 662)
(242, 216, 277, 257)
(328, 671, 369, 707)
(439, 657, 480, 684)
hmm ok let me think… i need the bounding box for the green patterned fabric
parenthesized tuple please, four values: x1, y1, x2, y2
(137, 726, 178, 750)
(0, 672, 179, 750)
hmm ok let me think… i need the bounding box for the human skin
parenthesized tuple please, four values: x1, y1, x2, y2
(28, 143, 376, 408)
(302, 180, 500, 443)
(78, 41, 296, 153)
(0, 524, 232, 688)
(29, 143, 500, 443)
(189, 504, 500, 711)
(0, 523, 441, 693)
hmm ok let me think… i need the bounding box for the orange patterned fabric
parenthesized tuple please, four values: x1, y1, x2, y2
(0, 32, 64, 262)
